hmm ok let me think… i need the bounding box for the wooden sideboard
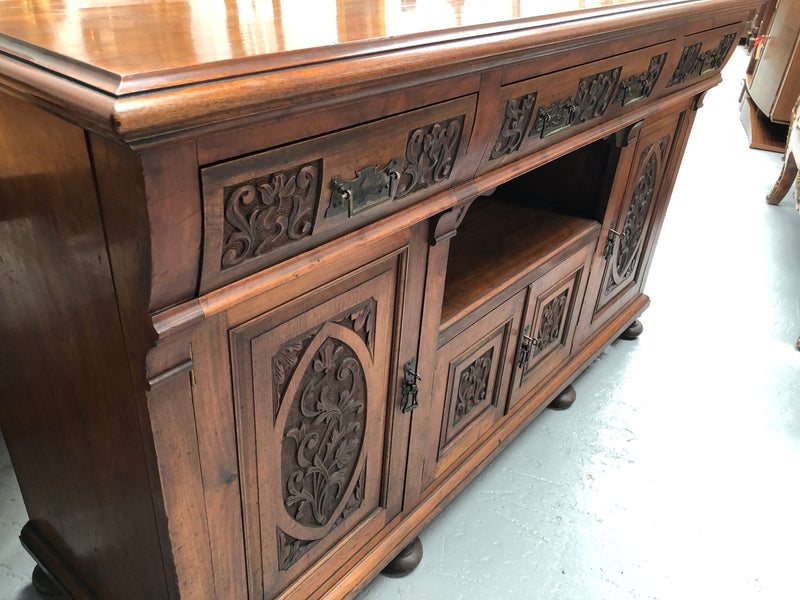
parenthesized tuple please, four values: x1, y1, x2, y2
(0, 1, 758, 598)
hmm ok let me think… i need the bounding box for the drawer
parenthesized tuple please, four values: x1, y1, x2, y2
(478, 41, 673, 174)
(200, 95, 476, 292)
(508, 239, 594, 411)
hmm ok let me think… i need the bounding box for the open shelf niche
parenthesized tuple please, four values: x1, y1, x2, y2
(441, 136, 620, 326)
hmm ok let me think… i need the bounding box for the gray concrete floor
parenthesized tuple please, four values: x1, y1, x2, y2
(2, 48, 798, 600)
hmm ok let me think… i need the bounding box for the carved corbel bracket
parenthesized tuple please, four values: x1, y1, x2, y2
(693, 90, 710, 111)
(429, 197, 478, 246)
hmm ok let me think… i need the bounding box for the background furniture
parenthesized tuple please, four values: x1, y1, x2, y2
(0, 1, 759, 598)
(740, 0, 800, 150)
(766, 96, 800, 206)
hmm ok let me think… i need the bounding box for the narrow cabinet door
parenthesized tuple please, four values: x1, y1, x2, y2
(509, 246, 593, 410)
(414, 292, 524, 491)
(576, 110, 685, 345)
(229, 255, 407, 599)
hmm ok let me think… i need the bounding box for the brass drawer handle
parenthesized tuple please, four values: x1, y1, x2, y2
(327, 158, 401, 218)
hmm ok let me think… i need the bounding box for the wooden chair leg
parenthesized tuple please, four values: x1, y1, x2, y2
(795, 168, 800, 212)
(766, 151, 798, 205)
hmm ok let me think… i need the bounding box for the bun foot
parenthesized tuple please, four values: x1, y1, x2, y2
(619, 319, 643, 340)
(548, 385, 576, 411)
(382, 537, 423, 578)
(32, 565, 62, 597)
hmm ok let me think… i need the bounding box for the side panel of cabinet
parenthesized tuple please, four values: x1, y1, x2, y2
(576, 110, 685, 346)
(229, 252, 410, 599)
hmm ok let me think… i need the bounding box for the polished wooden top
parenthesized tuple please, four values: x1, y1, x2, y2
(0, 0, 753, 141)
(0, 0, 705, 93)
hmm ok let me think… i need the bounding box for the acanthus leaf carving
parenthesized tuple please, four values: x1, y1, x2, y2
(667, 33, 735, 87)
(453, 348, 493, 427)
(276, 528, 316, 572)
(222, 160, 321, 269)
(490, 93, 537, 159)
(281, 337, 366, 528)
(272, 298, 376, 419)
(397, 115, 465, 198)
(534, 290, 569, 356)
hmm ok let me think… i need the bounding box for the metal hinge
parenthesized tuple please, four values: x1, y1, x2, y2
(401, 359, 422, 413)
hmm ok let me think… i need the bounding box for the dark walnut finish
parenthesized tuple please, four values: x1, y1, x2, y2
(0, 1, 757, 599)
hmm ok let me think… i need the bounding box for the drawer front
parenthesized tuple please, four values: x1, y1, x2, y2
(200, 95, 476, 292)
(478, 41, 673, 174)
(421, 292, 524, 487)
(509, 242, 593, 410)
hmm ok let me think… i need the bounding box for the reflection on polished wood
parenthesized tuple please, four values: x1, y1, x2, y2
(0, 0, 651, 80)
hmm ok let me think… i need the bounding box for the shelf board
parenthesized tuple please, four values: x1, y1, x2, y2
(441, 199, 599, 325)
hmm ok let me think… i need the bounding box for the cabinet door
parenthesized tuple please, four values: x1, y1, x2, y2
(415, 293, 524, 489)
(509, 246, 592, 410)
(576, 111, 683, 345)
(229, 255, 407, 599)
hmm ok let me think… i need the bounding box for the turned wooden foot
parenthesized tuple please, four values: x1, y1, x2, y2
(32, 565, 62, 597)
(381, 537, 423, 577)
(619, 319, 643, 340)
(547, 385, 576, 411)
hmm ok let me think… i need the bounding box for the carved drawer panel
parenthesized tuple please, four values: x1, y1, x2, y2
(509, 240, 594, 410)
(200, 95, 476, 292)
(662, 24, 740, 91)
(420, 292, 524, 487)
(229, 255, 406, 599)
(478, 41, 674, 175)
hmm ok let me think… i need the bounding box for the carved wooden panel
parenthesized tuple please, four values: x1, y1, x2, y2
(229, 257, 404, 597)
(396, 115, 466, 198)
(667, 32, 737, 87)
(220, 161, 322, 269)
(510, 246, 592, 410)
(490, 93, 537, 159)
(482, 42, 672, 170)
